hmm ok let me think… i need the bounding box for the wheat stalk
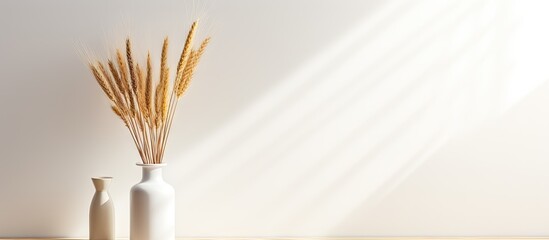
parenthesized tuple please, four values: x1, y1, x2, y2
(87, 20, 210, 164)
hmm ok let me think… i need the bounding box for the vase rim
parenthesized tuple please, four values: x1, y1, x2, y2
(136, 163, 167, 167)
(91, 176, 113, 180)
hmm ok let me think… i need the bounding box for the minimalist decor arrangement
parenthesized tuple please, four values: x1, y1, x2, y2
(89, 177, 115, 240)
(87, 19, 210, 240)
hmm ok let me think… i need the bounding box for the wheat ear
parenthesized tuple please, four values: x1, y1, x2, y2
(117, 49, 135, 113)
(136, 63, 148, 116)
(177, 37, 210, 97)
(89, 63, 116, 103)
(154, 37, 170, 126)
(98, 61, 125, 108)
(111, 105, 127, 126)
(174, 20, 198, 92)
(108, 60, 126, 100)
(159, 37, 169, 91)
(155, 67, 169, 126)
(126, 39, 138, 99)
(146, 53, 153, 118)
(154, 38, 168, 125)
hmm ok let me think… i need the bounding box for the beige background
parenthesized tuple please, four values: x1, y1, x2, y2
(1, 0, 549, 238)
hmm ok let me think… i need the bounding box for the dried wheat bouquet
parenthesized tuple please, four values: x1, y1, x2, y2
(87, 20, 210, 164)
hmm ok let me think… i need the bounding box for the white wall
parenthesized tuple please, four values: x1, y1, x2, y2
(1, 0, 549, 237)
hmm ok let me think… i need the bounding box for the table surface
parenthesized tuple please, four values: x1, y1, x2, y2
(1, 238, 548, 240)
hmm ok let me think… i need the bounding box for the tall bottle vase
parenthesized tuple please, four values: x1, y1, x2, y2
(90, 177, 115, 240)
(130, 163, 175, 240)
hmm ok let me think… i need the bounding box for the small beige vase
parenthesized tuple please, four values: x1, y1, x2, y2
(90, 177, 115, 240)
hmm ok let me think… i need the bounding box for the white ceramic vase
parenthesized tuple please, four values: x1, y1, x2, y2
(130, 163, 175, 240)
(90, 177, 115, 240)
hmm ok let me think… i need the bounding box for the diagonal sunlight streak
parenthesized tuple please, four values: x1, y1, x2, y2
(323, 5, 511, 235)
(217, 0, 469, 180)
(237, 14, 496, 214)
(284, 103, 445, 232)
(254, 20, 501, 230)
(287, 41, 500, 233)
(177, 0, 471, 194)
(180, 0, 485, 202)
(172, 0, 417, 178)
(232, 0, 490, 191)
(171, 0, 514, 235)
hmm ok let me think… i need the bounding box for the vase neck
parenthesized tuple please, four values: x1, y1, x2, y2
(92, 177, 112, 192)
(141, 166, 164, 181)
